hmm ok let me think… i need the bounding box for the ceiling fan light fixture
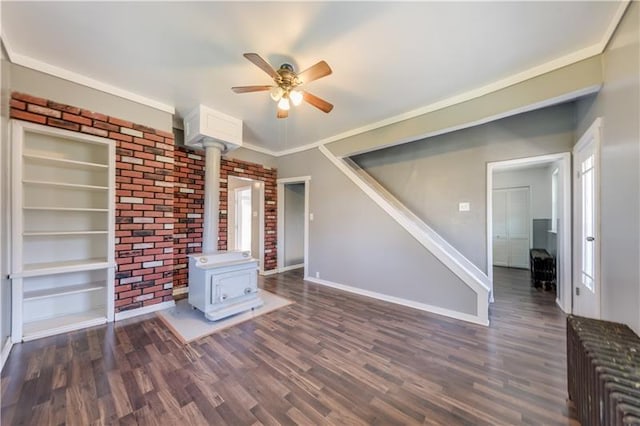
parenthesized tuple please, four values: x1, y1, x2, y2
(232, 53, 333, 118)
(277, 97, 290, 111)
(270, 86, 284, 101)
(289, 90, 303, 106)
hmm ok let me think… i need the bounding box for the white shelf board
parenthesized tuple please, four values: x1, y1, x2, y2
(23, 153, 108, 170)
(22, 309, 107, 341)
(23, 231, 108, 237)
(24, 282, 106, 301)
(13, 259, 111, 278)
(23, 180, 108, 191)
(23, 207, 109, 212)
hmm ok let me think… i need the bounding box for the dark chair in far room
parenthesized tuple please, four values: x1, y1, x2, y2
(529, 248, 556, 291)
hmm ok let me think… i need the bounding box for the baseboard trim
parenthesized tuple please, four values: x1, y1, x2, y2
(259, 269, 279, 276)
(1, 337, 13, 372)
(279, 264, 304, 273)
(556, 297, 568, 313)
(304, 276, 489, 326)
(115, 300, 175, 321)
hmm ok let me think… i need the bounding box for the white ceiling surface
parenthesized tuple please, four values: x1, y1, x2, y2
(3, 2, 620, 153)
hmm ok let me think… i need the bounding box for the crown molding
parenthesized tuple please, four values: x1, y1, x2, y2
(2, 33, 174, 114)
(240, 142, 277, 156)
(1, 33, 15, 62)
(599, 1, 631, 52)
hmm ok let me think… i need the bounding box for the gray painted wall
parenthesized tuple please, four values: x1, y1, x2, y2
(10, 63, 172, 132)
(1, 46, 12, 348)
(277, 148, 477, 316)
(353, 103, 575, 273)
(575, 2, 640, 334)
(283, 183, 305, 267)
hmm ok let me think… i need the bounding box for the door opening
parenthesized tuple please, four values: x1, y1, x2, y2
(227, 176, 265, 272)
(234, 186, 252, 252)
(487, 153, 572, 311)
(277, 176, 310, 276)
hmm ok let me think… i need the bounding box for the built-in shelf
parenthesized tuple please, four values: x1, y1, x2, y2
(12, 120, 116, 342)
(16, 258, 110, 278)
(23, 154, 108, 170)
(22, 309, 107, 342)
(23, 180, 108, 191)
(23, 231, 108, 237)
(23, 207, 109, 212)
(24, 282, 105, 301)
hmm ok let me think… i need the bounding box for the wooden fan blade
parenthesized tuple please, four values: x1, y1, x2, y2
(277, 108, 289, 119)
(231, 85, 273, 94)
(243, 53, 279, 79)
(303, 91, 333, 113)
(297, 61, 332, 84)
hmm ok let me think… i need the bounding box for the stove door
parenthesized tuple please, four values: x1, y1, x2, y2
(210, 267, 257, 305)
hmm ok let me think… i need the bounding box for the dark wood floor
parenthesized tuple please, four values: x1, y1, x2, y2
(2, 267, 577, 425)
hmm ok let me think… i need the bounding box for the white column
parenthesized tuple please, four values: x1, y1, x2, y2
(202, 139, 226, 254)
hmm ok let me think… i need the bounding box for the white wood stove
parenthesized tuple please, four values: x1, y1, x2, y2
(188, 250, 263, 321)
(183, 105, 263, 322)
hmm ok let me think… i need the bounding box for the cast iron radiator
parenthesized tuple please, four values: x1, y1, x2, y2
(567, 315, 640, 425)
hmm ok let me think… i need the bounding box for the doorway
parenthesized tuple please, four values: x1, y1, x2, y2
(573, 118, 601, 319)
(234, 186, 252, 252)
(227, 176, 265, 271)
(487, 153, 572, 311)
(277, 176, 310, 276)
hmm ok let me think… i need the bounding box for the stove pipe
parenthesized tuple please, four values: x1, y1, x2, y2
(182, 105, 243, 255)
(201, 138, 226, 254)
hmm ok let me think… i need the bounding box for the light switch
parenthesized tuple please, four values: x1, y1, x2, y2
(459, 202, 470, 212)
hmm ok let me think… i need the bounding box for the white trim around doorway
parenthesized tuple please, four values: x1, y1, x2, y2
(487, 153, 572, 312)
(277, 176, 311, 276)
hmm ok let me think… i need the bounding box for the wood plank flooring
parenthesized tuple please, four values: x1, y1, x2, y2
(2, 267, 578, 425)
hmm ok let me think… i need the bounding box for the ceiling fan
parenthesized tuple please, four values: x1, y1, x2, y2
(232, 53, 333, 119)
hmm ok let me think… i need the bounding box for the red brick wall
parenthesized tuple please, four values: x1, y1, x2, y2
(173, 148, 205, 289)
(10, 92, 175, 312)
(11, 91, 279, 308)
(172, 147, 278, 291)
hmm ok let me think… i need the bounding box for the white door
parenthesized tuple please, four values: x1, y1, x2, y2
(573, 120, 601, 318)
(493, 187, 530, 268)
(234, 187, 252, 252)
(492, 190, 509, 266)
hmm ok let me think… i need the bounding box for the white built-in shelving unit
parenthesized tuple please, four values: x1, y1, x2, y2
(10, 120, 115, 342)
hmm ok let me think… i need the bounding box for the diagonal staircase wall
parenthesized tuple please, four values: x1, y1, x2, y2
(318, 145, 491, 325)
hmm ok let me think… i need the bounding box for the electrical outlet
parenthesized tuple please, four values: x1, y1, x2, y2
(315, 271, 320, 278)
(459, 202, 470, 212)
(310, 213, 314, 221)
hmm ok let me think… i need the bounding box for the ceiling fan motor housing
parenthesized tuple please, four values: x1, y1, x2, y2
(277, 63, 299, 89)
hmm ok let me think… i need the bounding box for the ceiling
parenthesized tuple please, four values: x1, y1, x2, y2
(2, 2, 622, 153)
